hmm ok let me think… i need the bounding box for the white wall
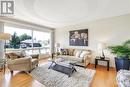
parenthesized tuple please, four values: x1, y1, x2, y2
(55, 14, 130, 67)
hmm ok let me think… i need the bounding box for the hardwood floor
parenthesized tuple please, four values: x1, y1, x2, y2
(0, 59, 118, 87)
(88, 64, 118, 87)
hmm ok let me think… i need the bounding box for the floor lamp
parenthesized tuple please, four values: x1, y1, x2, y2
(0, 33, 11, 58)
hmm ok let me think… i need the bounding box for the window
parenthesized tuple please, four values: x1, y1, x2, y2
(4, 26, 51, 54)
(32, 30, 50, 54)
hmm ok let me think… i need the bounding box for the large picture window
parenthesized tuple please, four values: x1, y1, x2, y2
(4, 26, 51, 54)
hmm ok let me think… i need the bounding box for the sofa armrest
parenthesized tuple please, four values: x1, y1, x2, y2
(7, 57, 31, 65)
(30, 54, 39, 59)
(84, 55, 91, 61)
(83, 55, 91, 67)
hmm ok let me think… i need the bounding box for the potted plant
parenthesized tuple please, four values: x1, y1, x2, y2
(108, 40, 130, 71)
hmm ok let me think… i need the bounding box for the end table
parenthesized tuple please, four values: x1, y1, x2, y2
(95, 57, 110, 71)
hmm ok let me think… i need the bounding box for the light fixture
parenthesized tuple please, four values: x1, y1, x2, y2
(0, 33, 11, 40)
(0, 33, 11, 55)
(55, 43, 60, 53)
(98, 42, 106, 59)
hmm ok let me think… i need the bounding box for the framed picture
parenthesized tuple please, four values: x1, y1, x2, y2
(69, 29, 88, 46)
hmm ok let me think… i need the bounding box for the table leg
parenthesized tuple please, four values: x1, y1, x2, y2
(48, 61, 55, 69)
(74, 68, 77, 72)
(107, 61, 109, 71)
(95, 59, 97, 68)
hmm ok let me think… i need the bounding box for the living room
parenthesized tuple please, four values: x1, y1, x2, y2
(0, 0, 130, 87)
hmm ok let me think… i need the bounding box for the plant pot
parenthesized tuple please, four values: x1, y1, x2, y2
(115, 57, 130, 71)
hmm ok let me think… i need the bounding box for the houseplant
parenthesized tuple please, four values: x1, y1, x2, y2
(108, 40, 130, 71)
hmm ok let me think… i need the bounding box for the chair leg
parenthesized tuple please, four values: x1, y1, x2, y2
(28, 71, 31, 73)
(10, 71, 13, 75)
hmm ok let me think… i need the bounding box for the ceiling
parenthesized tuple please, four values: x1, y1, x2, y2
(13, 0, 130, 28)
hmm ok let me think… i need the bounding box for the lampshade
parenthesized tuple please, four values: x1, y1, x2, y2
(97, 42, 106, 50)
(55, 43, 60, 47)
(0, 33, 11, 40)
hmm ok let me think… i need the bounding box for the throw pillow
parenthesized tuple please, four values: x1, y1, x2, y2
(80, 51, 90, 58)
(74, 50, 80, 56)
(68, 49, 74, 56)
(8, 53, 19, 60)
(20, 50, 27, 57)
(15, 52, 22, 58)
(75, 51, 82, 58)
(60, 49, 68, 55)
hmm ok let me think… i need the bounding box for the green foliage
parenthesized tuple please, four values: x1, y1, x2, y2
(123, 40, 130, 47)
(108, 40, 130, 59)
(10, 32, 20, 48)
(19, 33, 32, 41)
(9, 33, 32, 48)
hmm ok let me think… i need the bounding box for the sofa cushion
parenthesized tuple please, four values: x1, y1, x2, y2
(10, 51, 26, 57)
(58, 55, 74, 58)
(9, 55, 18, 60)
(8, 53, 20, 60)
(74, 49, 79, 56)
(20, 50, 27, 57)
(58, 55, 82, 62)
(60, 49, 68, 55)
(68, 49, 74, 56)
(75, 51, 82, 58)
(80, 51, 90, 58)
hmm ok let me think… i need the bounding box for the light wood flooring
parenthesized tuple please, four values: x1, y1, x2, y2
(0, 59, 118, 87)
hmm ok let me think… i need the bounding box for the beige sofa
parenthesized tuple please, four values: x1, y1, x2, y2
(6, 52, 39, 74)
(57, 48, 92, 67)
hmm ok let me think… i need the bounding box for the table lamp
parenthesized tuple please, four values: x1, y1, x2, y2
(98, 42, 106, 59)
(55, 43, 60, 53)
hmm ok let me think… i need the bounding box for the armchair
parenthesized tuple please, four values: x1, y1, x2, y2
(6, 52, 39, 74)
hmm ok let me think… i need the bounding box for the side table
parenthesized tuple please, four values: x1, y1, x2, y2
(95, 57, 110, 71)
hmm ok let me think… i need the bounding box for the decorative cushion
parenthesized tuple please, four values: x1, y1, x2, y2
(75, 51, 82, 58)
(15, 52, 23, 58)
(7, 51, 27, 60)
(80, 51, 90, 58)
(60, 49, 68, 55)
(20, 50, 27, 57)
(74, 50, 80, 56)
(68, 49, 74, 56)
(8, 53, 19, 60)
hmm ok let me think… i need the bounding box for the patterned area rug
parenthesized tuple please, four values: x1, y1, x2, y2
(30, 63, 96, 87)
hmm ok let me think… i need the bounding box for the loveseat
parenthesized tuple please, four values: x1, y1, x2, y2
(57, 48, 92, 67)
